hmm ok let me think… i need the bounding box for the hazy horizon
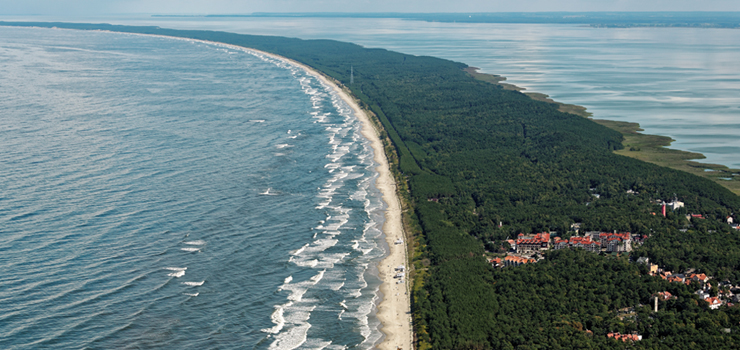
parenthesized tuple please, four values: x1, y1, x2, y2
(2, 0, 740, 16)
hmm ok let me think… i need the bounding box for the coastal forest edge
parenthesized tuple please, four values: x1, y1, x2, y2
(5, 21, 740, 349)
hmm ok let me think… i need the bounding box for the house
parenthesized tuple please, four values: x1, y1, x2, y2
(667, 274, 686, 283)
(696, 290, 710, 300)
(515, 233, 550, 254)
(504, 255, 536, 267)
(657, 291, 676, 300)
(706, 297, 722, 310)
(569, 236, 601, 252)
(552, 237, 570, 250)
(598, 232, 632, 252)
(570, 222, 582, 233)
(607, 332, 642, 342)
(489, 257, 502, 267)
(688, 273, 709, 283)
(506, 239, 517, 251)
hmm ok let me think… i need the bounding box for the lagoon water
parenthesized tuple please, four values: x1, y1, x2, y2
(0, 27, 386, 349)
(54, 16, 739, 169)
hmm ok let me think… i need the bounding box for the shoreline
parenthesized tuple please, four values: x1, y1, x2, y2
(104, 31, 413, 349)
(206, 41, 413, 349)
(294, 55, 413, 350)
(466, 66, 740, 195)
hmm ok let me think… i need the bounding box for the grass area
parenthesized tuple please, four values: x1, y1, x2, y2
(466, 66, 740, 195)
(593, 119, 740, 195)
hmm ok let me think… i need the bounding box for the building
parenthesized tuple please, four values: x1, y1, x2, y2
(504, 255, 536, 267)
(706, 297, 722, 310)
(689, 273, 709, 283)
(569, 236, 601, 252)
(667, 200, 684, 211)
(515, 233, 550, 254)
(598, 232, 632, 252)
(552, 237, 570, 250)
(607, 332, 642, 342)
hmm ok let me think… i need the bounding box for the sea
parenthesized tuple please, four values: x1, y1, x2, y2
(0, 27, 386, 349)
(2, 15, 740, 349)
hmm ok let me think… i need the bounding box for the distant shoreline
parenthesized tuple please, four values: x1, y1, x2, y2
(465, 66, 740, 195)
(151, 12, 740, 29)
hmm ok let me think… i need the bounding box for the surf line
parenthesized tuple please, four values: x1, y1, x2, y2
(109, 31, 411, 350)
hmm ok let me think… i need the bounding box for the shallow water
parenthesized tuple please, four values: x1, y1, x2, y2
(0, 27, 386, 349)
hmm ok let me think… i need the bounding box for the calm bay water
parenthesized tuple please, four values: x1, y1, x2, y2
(38, 15, 739, 169)
(0, 27, 386, 349)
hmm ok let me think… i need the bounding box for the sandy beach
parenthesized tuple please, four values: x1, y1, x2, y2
(282, 56, 414, 350)
(257, 51, 413, 350)
(238, 46, 413, 350)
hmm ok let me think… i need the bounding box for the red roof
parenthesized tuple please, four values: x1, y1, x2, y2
(516, 233, 550, 245)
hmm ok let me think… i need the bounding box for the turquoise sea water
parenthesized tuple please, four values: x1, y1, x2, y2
(0, 27, 386, 349)
(37, 15, 738, 169)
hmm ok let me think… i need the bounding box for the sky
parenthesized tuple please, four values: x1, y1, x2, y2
(2, 0, 740, 16)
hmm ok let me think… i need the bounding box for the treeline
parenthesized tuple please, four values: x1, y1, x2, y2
(6, 21, 740, 349)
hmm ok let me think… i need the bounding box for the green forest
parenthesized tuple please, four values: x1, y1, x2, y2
(5, 21, 740, 349)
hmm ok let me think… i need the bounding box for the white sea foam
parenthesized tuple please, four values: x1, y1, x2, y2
(250, 119, 266, 123)
(329, 281, 345, 291)
(262, 302, 291, 334)
(310, 269, 326, 285)
(284, 275, 293, 284)
(181, 247, 200, 252)
(291, 243, 309, 256)
(290, 258, 318, 268)
(268, 323, 311, 350)
(183, 240, 206, 245)
(276, 144, 292, 149)
(261, 187, 278, 195)
(164, 267, 187, 271)
(168, 270, 186, 278)
(283, 284, 308, 302)
(182, 281, 204, 286)
(302, 339, 333, 350)
(184, 292, 199, 297)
